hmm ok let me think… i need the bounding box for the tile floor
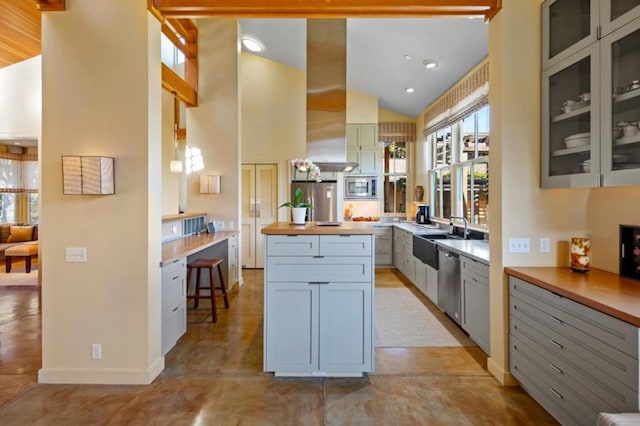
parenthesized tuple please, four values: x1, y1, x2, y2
(0, 268, 558, 425)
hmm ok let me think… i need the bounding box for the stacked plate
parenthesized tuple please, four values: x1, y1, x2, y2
(564, 132, 590, 148)
(582, 159, 591, 173)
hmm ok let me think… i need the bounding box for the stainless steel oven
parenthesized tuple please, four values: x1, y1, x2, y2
(344, 176, 377, 199)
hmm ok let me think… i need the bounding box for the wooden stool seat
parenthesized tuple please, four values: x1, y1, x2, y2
(186, 258, 229, 323)
(5, 243, 39, 273)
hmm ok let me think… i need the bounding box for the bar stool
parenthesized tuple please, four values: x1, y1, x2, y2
(186, 258, 229, 323)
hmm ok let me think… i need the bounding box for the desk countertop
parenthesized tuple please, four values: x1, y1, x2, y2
(506, 266, 640, 327)
(162, 231, 238, 265)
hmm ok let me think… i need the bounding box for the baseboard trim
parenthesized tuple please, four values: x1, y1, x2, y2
(487, 357, 519, 386)
(38, 356, 165, 385)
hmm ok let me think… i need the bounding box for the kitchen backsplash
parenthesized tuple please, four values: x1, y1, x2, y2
(344, 200, 381, 220)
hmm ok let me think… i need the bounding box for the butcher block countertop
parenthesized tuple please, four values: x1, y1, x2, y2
(261, 221, 375, 235)
(162, 212, 206, 222)
(506, 266, 640, 327)
(162, 231, 238, 265)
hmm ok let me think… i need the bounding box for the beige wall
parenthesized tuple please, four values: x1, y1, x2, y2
(347, 89, 378, 123)
(185, 20, 241, 230)
(0, 55, 41, 139)
(378, 107, 414, 122)
(39, 1, 163, 384)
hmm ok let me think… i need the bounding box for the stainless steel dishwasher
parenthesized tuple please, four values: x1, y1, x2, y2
(437, 247, 461, 325)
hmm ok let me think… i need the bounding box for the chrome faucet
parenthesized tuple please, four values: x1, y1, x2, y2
(449, 216, 469, 239)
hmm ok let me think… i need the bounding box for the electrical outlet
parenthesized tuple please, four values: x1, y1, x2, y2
(91, 343, 102, 360)
(66, 247, 87, 263)
(540, 237, 550, 253)
(227, 221, 234, 230)
(509, 238, 530, 253)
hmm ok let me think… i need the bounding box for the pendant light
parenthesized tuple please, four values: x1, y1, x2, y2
(170, 124, 183, 173)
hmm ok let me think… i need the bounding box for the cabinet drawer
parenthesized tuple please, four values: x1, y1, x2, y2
(162, 304, 186, 356)
(374, 226, 392, 236)
(162, 257, 186, 282)
(267, 235, 319, 256)
(162, 275, 185, 317)
(510, 312, 638, 392)
(375, 236, 392, 254)
(461, 256, 489, 280)
(267, 256, 372, 283)
(320, 235, 372, 256)
(511, 331, 637, 412)
(511, 349, 602, 426)
(510, 277, 639, 358)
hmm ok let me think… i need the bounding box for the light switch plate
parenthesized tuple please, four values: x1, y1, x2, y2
(509, 238, 530, 253)
(66, 247, 87, 262)
(540, 237, 550, 253)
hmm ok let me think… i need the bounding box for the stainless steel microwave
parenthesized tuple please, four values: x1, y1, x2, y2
(344, 176, 377, 199)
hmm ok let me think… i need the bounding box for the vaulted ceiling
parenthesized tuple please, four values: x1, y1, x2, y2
(0, 0, 41, 69)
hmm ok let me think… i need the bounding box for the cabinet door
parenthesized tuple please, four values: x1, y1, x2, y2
(358, 149, 379, 174)
(601, 16, 640, 186)
(358, 124, 378, 150)
(425, 264, 438, 305)
(461, 270, 490, 355)
(319, 282, 372, 373)
(413, 258, 427, 295)
(346, 125, 359, 149)
(265, 282, 319, 373)
(542, 44, 600, 188)
(542, 0, 599, 70)
(600, 0, 640, 37)
(228, 234, 239, 285)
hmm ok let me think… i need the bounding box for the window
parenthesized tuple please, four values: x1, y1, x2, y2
(0, 154, 38, 224)
(382, 141, 408, 214)
(428, 105, 490, 227)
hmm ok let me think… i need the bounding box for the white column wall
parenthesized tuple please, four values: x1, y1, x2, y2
(39, 0, 163, 384)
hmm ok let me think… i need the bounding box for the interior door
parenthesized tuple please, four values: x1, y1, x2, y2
(241, 163, 278, 268)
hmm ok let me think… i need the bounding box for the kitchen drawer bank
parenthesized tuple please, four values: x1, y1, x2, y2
(506, 267, 640, 426)
(262, 223, 375, 377)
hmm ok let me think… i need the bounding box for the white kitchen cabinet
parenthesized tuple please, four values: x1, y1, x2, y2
(460, 255, 490, 355)
(542, 1, 640, 187)
(425, 263, 438, 305)
(509, 275, 639, 425)
(374, 226, 393, 266)
(228, 233, 239, 286)
(161, 256, 187, 355)
(393, 227, 415, 282)
(347, 124, 379, 174)
(264, 233, 374, 376)
(413, 257, 427, 295)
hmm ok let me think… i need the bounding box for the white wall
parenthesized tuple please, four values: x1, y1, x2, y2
(162, 90, 180, 215)
(0, 55, 41, 138)
(39, 0, 163, 384)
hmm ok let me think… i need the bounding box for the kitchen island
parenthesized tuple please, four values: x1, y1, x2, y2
(261, 222, 375, 377)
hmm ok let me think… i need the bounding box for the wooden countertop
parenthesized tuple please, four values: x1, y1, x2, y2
(162, 231, 237, 265)
(505, 266, 640, 327)
(162, 212, 206, 222)
(261, 221, 375, 235)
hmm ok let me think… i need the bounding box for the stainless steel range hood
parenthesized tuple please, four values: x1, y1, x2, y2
(306, 19, 358, 173)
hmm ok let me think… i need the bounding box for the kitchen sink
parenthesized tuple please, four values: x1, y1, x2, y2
(417, 234, 462, 240)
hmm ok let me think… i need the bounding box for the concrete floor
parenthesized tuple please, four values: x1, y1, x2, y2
(0, 268, 557, 425)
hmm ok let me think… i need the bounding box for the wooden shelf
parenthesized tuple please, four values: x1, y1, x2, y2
(614, 87, 640, 103)
(614, 134, 640, 146)
(551, 104, 591, 122)
(552, 145, 590, 156)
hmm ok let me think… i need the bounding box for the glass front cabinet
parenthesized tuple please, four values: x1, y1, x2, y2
(542, 0, 640, 188)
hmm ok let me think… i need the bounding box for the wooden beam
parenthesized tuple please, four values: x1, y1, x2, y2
(148, 0, 165, 23)
(153, 0, 500, 19)
(33, 0, 65, 12)
(162, 63, 197, 107)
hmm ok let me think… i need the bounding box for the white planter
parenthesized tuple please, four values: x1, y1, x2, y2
(292, 207, 307, 224)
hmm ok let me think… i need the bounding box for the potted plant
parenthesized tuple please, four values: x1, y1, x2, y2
(280, 159, 321, 224)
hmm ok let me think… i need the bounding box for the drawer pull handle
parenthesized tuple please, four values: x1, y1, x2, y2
(286, 235, 298, 237)
(172, 307, 179, 312)
(550, 388, 563, 400)
(339, 235, 351, 238)
(549, 315, 563, 324)
(472, 277, 478, 282)
(313, 256, 324, 259)
(550, 363, 563, 374)
(550, 339, 563, 349)
(172, 275, 179, 280)
(308, 281, 330, 285)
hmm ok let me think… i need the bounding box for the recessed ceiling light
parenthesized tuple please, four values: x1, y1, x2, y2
(423, 60, 438, 69)
(403, 54, 412, 60)
(241, 36, 264, 53)
(405, 87, 415, 93)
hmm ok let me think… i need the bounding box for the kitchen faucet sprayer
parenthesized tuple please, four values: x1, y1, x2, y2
(449, 216, 470, 239)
